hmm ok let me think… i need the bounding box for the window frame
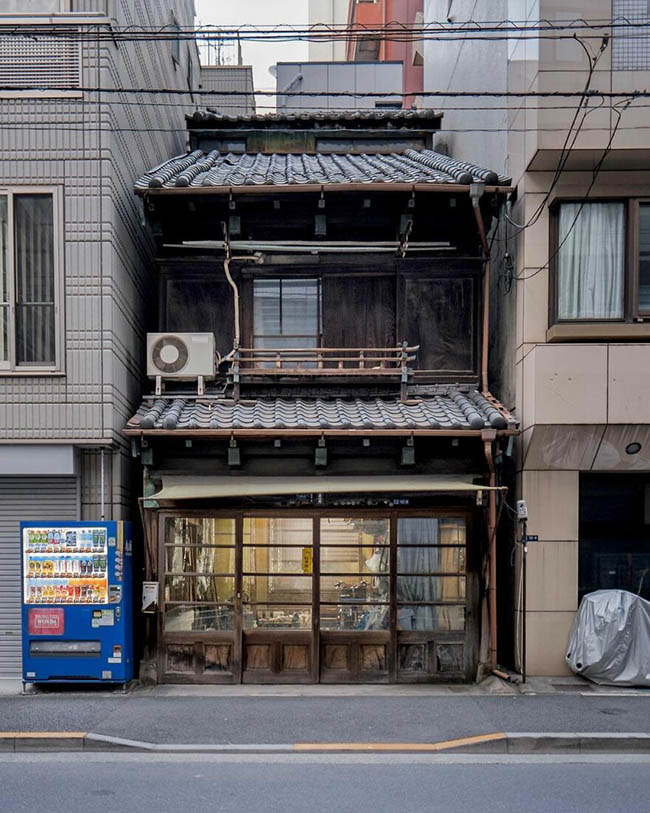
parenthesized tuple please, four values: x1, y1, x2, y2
(0, 186, 64, 374)
(251, 276, 322, 349)
(549, 197, 650, 326)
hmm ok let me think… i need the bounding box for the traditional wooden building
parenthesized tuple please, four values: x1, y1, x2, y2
(126, 110, 516, 684)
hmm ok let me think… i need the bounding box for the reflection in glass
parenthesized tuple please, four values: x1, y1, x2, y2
(320, 576, 388, 604)
(165, 575, 235, 603)
(398, 604, 465, 632)
(164, 517, 236, 547)
(321, 517, 389, 545)
(320, 604, 389, 630)
(397, 546, 465, 574)
(396, 576, 466, 603)
(320, 545, 389, 575)
(164, 604, 234, 632)
(397, 517, 466, 546)
(243, 517, 312, 548)
(243, 545, 313, 574)
(243, 605, 312, 629)
(242, 575, 312, 604)
(166, 545, 235, 574)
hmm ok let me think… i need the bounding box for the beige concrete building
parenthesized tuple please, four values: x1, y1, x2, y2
(427, 1, 650, 674)
(308, 0, 349, 61)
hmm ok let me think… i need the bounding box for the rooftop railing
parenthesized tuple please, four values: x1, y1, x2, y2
(228, 343, 419, 399)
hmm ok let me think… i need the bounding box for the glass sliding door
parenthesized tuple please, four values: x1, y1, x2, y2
(160, 517, 239, 682)
(396, 517, 468, 680)
(319, 517, 391, 682)
(156, 510, 475, 684)
(241, 517, 314, 682)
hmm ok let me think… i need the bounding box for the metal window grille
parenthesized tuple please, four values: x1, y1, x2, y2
(612, 0, 650, 70)
(0, 29, 80, 89)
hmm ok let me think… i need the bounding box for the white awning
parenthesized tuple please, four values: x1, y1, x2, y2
(152, 474, 503, 501)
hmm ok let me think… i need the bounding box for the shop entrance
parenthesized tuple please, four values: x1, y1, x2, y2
(158, 511, 473, 684)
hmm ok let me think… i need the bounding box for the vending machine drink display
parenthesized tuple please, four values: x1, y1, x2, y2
(21, 521, 133, 684)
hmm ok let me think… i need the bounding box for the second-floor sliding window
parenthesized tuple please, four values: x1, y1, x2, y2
(253, 278, 321, 348)
(554, 199, 650, 323)
(0, 191, 60, 370)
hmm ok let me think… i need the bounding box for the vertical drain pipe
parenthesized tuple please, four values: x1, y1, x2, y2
(100, 446, 106, 521)
(471, 185, 499, 671)
(470, 182, 490, 394)
(483, 431, 498, 671)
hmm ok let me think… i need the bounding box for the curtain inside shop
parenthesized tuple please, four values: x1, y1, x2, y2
(15, 195, 55, 365)
(0, 196, 7, 362)
(557, 201, 625, 320)
(397, 518, 442, 631)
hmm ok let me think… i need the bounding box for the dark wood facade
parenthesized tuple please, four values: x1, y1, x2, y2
(132, 113, 513, 685)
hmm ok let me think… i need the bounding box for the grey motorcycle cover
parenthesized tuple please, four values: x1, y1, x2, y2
(566, 590, 650, 686)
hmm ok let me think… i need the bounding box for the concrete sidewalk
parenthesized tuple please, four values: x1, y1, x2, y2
(0, 675, 649, 752)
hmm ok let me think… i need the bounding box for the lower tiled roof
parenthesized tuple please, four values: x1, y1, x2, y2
(125, 391, 513, 433)
(135, 148, 510, 191)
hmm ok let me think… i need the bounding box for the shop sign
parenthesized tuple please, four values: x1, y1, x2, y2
(301, 547, 313, 574)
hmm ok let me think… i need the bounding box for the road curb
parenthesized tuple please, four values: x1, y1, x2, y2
(1, 731, 650, 754)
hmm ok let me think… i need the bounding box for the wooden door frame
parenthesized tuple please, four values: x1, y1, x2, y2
(155, 506, 478, 684)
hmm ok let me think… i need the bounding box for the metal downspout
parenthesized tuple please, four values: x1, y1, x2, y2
(471, 187, 491, 393)
(483, 431, 498, 672)
(471, 186, 499, 671)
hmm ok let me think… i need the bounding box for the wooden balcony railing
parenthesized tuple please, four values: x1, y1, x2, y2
(229, 343, 419, 399)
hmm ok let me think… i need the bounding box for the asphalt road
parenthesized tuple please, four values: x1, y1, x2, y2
(2, 752, 650, 813)
(1, 693, 650, 744)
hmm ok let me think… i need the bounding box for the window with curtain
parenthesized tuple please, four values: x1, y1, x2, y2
(639, 203, 650, 314)
(556, 201, 625, 321)
(253, 278, 321, 349)
(0, 191, 58, 370)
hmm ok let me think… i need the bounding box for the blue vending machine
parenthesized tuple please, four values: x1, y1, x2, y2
(21, 521, 133, 685)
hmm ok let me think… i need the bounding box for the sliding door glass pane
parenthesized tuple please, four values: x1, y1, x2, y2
(557, 202, 625, 320)
(15, 195, 55, 364)
(639, 204, 650, 313)
(0, 196, 7, 362)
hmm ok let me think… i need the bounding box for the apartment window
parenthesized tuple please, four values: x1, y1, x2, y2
(0, 29, 80, 90)
(555, 201, 625, 320)
(612, 0, 650, 71)
(0, 191, 61, 371)
(253, 278, 321, 349)
(553, 199, 650, 323)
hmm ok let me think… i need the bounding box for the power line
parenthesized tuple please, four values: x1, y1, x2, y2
(515, 98, 631, 284)
(0, 85, 648, 98)
(4, 17, 650, 41)
(2, 94, 648, 114)
(502, 35, 608, 235)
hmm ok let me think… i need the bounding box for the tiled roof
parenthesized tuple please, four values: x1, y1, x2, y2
(135, 148, 509, 191)
(187, 108, 442, 124)
(125, 391, 513, 433)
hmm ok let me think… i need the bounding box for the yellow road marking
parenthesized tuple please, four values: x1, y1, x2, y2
(293, 732, 507, 752)
(0, 732, 86, 739)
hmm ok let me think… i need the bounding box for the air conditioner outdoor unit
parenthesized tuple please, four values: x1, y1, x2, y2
(147, 333, 216, 392)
